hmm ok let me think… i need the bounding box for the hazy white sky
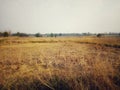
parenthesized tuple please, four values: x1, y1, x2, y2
(0, 0, 120, 33)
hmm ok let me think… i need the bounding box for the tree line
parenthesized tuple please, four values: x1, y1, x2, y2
(0, 32, 62, 37)
(0, 31, 10, 37)
(0, 31, 120, 37)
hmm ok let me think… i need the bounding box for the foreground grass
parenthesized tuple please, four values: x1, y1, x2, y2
(0, 36, 120, 90)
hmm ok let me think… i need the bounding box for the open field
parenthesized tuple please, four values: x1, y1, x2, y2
(0, 36, 120, 90)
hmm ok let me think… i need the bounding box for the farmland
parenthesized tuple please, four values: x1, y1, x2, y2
(0, 36, 120, 90)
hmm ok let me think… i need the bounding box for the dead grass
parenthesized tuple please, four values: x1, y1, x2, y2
(0, 36, 120, 90)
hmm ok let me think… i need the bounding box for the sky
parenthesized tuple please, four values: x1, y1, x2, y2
(0, 0, 120, 34)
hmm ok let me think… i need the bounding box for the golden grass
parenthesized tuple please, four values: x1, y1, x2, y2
(0, 36, 120, 90)
(0, 36, 120, 46)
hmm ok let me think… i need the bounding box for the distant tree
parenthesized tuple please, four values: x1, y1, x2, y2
(59, 33, 62, 36)
(12, 32, 28, 37)
(35, 33, 42, 37)
(82, 33, 87, 36)
(19, 33, 29, 37)
(97, 33, 102, 37)
(54, 34, 57, 37)
(16, 32, 20, 36)
(12, 32, 21, 36)
(50, 33, 54, 37)
(3, 32, 9, 37)
(0, 32, 2, 37)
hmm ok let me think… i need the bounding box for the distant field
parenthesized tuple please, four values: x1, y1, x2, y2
(0, 36, 120, 90)
(0, 36, 120, 47)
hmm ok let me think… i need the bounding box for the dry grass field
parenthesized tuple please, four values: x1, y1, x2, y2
(0, 36, 120, 90)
